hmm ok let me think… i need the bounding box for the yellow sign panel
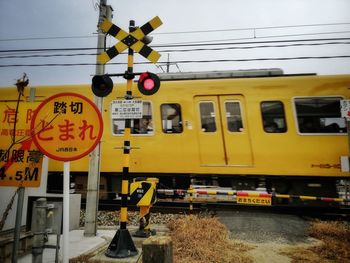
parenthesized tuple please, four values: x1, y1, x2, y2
(237, 196, 272, 206)
(0, 102, 43, 187)
(31, 93, 103, 161)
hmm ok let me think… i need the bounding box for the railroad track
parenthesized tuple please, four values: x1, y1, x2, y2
(82, 198, 350, 220)
(202, 202, 350, 221)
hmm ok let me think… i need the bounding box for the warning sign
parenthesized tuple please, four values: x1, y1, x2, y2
(0, 103, 43, 187)
(237, 196, 272, 206)
(31, 93, 103, 161)
(110, 100, 143, 119)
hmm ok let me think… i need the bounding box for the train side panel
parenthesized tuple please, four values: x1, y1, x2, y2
(1, 74, 349, 179)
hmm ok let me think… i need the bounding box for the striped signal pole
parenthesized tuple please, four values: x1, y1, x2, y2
(96, 16, 162, 258)
(188, 185, 194, 218)
(105, 20, 138, 258)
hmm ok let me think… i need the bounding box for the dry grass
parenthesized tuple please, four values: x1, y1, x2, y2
(281, 220, 350, 263)
(69, 254, 93, 263)
(309, 220, 350, 262)
(167, 215, 253, 263)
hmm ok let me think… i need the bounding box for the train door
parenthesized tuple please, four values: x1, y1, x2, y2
(195, 95, 253, 166)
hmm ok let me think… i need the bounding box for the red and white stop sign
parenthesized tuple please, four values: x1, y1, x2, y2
(31, 93, 103, 161)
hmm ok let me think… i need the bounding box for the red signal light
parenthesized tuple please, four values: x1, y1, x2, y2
(144, 78, 155, 90)
(137, 72, 160, 95)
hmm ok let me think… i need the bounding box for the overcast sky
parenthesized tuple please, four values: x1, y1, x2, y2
(0, 0, 350, 87)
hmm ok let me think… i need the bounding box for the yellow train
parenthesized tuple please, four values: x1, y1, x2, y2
(1, 69, 349, 200)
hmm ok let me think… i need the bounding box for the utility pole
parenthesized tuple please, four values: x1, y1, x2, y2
(84, 0, 112, 237)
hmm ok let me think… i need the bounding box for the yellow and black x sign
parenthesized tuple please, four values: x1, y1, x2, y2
(98, 16, 162, 64)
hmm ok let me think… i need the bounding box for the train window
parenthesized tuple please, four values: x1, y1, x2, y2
(111, 101, 154, 136)
(161, 104, 183, 133)
(225, 101, 243, 132)
(294, 97, 346, 134)
(199, 102, 217, 132)
(261, 101, 287, 133)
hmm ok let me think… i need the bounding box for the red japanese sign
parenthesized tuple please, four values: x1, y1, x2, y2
(0, 102, 43, 187)
(31, 93, 103, 161)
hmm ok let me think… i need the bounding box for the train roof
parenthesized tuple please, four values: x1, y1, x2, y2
(157, 68, 316, 81)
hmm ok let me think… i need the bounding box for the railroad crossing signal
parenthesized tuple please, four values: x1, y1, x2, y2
(137, 72, 161, 96)
(98, 16, 163, 64)
(103, 17, 163, 259)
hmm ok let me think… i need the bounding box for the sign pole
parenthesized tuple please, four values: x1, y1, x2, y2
(31, 93, 103, 262)
(11, 187, 24, 263)
(62, 161, 70, 263)
(105, 20, 138, 258)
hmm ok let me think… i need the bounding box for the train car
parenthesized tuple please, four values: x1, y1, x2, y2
(1, 69, 349, 202)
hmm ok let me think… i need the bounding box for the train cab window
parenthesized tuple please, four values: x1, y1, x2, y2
(199, 102, 217, 132)
(261, 101, 287, 133)
(161, 104, 183, 133)
(294, 97, 346, 134)
(111, 101, 154, 136)
(225, 101, 243, 132)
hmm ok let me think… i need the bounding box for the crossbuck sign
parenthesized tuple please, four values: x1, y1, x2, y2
(98, 16, 163, 64)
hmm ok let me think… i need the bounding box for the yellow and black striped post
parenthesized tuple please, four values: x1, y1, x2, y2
(105, 20, 138, 259)
(134, 206, 152, 238)
(130, 178, 158, 238)
(188, 185, 194, 218)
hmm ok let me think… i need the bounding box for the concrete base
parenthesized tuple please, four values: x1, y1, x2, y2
(13, 226, 170, 263)
(143, 236, 173, 263)
(89, 226, 170, 263)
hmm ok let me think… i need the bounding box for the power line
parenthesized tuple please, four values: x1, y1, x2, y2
(164, 30, 350, 46)
(158, 41, 350, 53)
(0, 47, 98, 53)
(155, 22, 350, 35)
(1, 55, 349, 68)
(1, 41, 350, 59)
(1, 21, 349, 41)
(1, 37, 350, 54)
(0, 53, 97, 59)
(153, 37, 350, 48)
(0, 35, 97, 42)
